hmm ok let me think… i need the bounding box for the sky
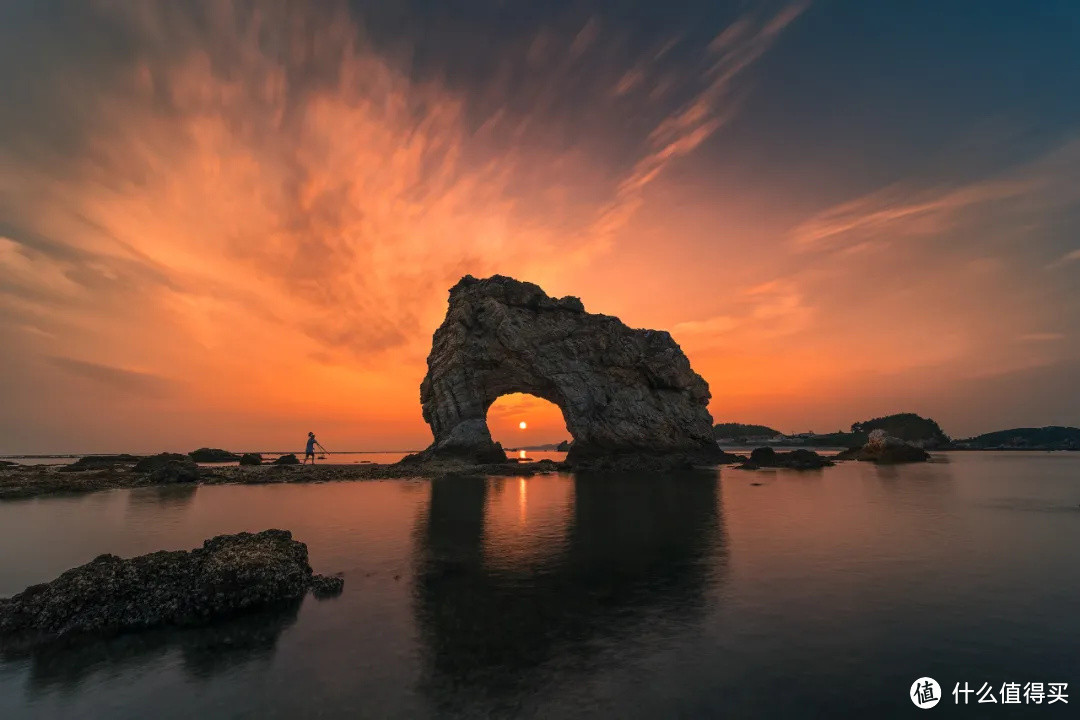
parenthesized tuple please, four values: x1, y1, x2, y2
(1, 0, 1079, 454)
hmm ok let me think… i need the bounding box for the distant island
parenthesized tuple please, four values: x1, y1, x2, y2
(715, 413, 1078, 451)
(508, 440, 573, 452)
(851, 413, 950, 448)
(712, 423, 781, 442)
(954, 426, 1080, 451)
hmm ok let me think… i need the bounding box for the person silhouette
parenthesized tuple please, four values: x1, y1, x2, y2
(304, 432, 320, 465)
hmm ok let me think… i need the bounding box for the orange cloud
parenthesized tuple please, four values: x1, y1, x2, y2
(0, 1, 813, 452)
(2, 1, 1078, 453)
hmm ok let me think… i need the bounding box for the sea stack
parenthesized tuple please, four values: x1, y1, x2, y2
(407, 275, 728, 468)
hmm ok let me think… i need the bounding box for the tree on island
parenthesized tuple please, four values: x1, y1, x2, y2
(958, 426, 1080, 450)
(850, 413, 949, 448)
(713, 423, 782, 440)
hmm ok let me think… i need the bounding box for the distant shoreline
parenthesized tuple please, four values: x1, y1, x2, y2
(4, 446, 1080, 461)
(0, 450, 423, 460)
(0, 458, 567, 501)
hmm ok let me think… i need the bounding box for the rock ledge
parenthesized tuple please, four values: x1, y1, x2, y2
(738, 447, 834, 470)
(0, 529, 342, 646)
(834, 430, 931, 464)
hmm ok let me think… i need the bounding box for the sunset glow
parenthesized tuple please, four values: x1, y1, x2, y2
(1, 1, 1078, 454)
(3, 6, 1079, 718)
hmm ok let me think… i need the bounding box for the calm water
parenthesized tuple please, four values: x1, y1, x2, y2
(0, 451, 568, 466)
(1, 452, 1077, 718)
(0, 452, 416, 466)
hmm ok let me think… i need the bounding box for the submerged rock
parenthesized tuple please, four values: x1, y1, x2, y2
(834, 430, 930, 464)
(310, 574, 345, 599)
(188, 448, 241, 463)
(60, 454, 142, 472)
(738, 447, 834, 470)
(272, 454, 299, 466)
(410, 275, 725, 467)
(0, 530, 335, 646)
(239, 453, 263, 466)
(133, 453, 189, 473)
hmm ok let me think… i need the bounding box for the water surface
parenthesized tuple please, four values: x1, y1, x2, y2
(1, 452, 1077, 718)
(0, 450, 568, 467)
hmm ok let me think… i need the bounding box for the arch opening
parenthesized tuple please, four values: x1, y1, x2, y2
(486, 393, 571, 453)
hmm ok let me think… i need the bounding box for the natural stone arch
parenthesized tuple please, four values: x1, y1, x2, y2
(410, 275, 724, 466)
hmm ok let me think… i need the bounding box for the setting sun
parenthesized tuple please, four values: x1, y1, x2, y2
(519, 421, 527, 430)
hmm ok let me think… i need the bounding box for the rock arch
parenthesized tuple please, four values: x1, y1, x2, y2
(411, 275, 724, 466)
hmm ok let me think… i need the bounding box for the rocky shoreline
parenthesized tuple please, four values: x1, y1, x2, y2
(0, 457, 575, 501)
(0, 437, 939, 501)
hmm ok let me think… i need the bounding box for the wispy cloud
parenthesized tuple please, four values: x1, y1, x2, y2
(673, 276, 814, 351)
(580, 1, 809, 258)
(1, 0, 809, 363)
(791, 180, 1035, 248)
(1017, 332, 1065, 342)
(791, 139, 1080, 252)
(49, 357, 177, 397)
(1046, 248, 1080, 269)
(0, 1, 812, 450)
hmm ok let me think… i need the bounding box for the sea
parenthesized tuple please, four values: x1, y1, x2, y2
(1, 451, 1077, 718)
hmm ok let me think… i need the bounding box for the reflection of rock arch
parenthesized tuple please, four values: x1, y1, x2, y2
(411, 473, 726, 709)
(411, 276, 722, 464)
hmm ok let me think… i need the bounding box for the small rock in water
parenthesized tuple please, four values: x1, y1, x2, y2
(310, 573, 345, 599)
(239, 453, 263, 466)
(272, 454, 300, 465)
(739, 447, 833, 470)
(834, 430, 930, 464)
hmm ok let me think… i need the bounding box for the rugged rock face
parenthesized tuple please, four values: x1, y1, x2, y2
(408, 275, 724, 466)
(0, 530, 341, 646)
(835, 429, 931, 464)
(739, 447, 834, 470)
(239, 453, 263, 466)
(189, 448, 241, 463)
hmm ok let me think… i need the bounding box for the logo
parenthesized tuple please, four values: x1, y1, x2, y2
(912, 677, 942, 709)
